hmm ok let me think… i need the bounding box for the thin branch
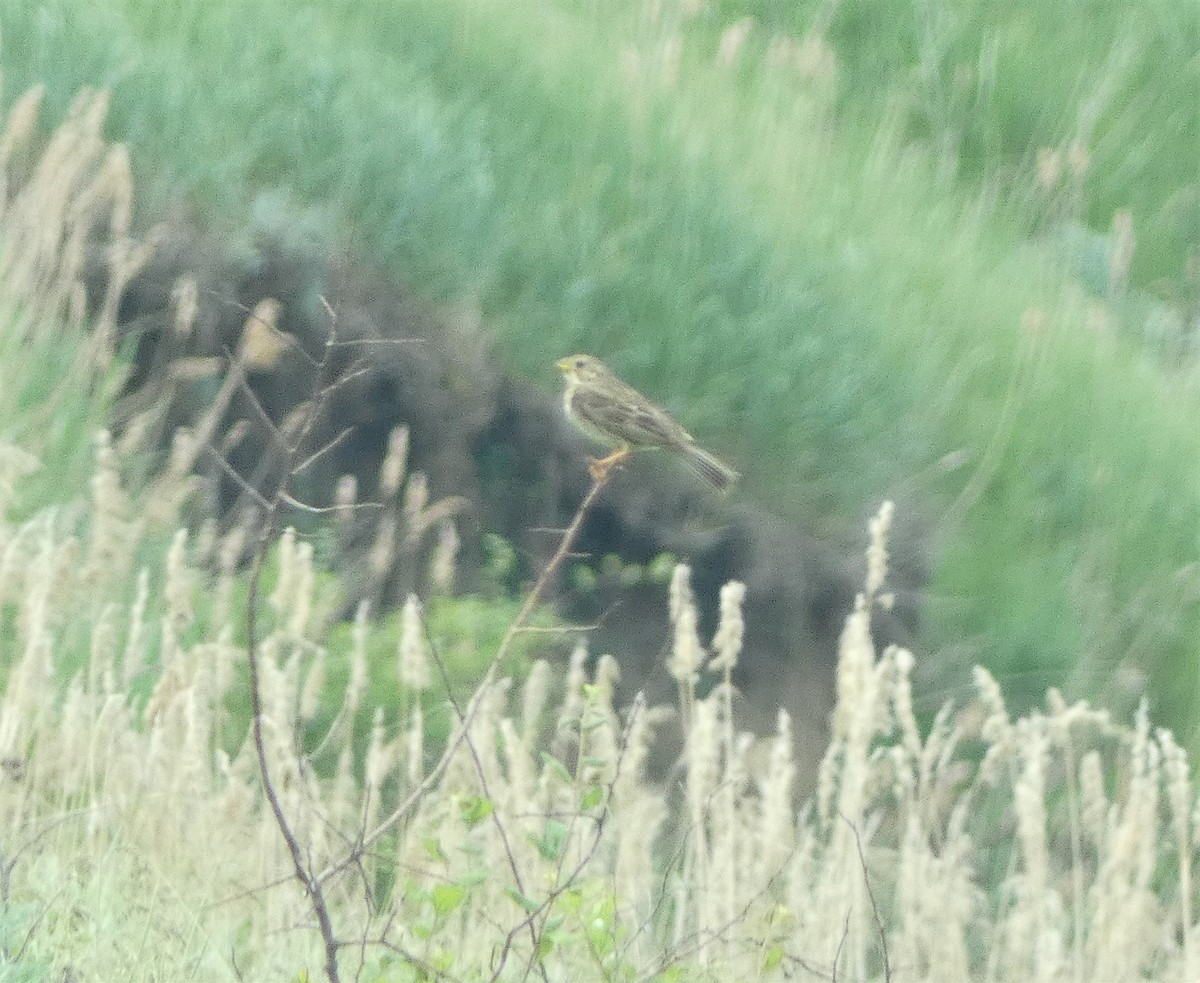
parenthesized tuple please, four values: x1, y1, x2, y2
(491, 475, 608, 677)
(313, 363, 372, 402)
(832, 907, 851, 983)
(222, 346, 288, 447)
(279, 492, 383, 516)
(421, 631, 549, 983)
(205, 443, 272, 510)
(294, 426, 356, 476)
(241, 323, 344, 983)
(319, 467, 613, 877)
(646, 848, 796, 979)
(843, 813, 891, 983)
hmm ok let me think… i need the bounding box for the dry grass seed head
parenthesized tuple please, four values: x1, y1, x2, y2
(500, 716, 536, 811)
(428, 519, 459, 594)
(121, 567, 151, 686)
(975, 664, 1014, 784)
(756, 709, 796, 882)
(1078, 749, 1109, 850)
(345, 600, 370, 721)
(398, 592, 431, 691)
(708, 579, 745, 674)
(288, 538, 316, 640)
(379, 426, 409, 499)
(170, 275, 199, 338)
(577, 655, 621, 785)
(365, 706, 395, 793)
(554, 640, 590, 755)
(519, 658, 551, 747)
(299, 646, 327, 724)
(269, 526, 298, 620)
(164, 527, 194, 635)
(686, 696, 720, 826)
(0, 442, 40, 521)
(406, 700, 425, 787)
(0, 492, 44, 603)
(0, 84, 45, 181)
(333, 473, 357, 529)
(237, 297, 285, 370)
(668, 563, 704, 687)
(887, 646, 922, 763)
(866, 498, 894, 600)
(88, 600, 120, 696)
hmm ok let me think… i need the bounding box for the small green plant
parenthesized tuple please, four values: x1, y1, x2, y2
(570, 549, 677, 594)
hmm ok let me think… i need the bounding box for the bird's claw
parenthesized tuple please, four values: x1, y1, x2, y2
(587, 448, 632, 482)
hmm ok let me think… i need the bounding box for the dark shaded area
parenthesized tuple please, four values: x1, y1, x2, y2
(99, 213, 927, 777)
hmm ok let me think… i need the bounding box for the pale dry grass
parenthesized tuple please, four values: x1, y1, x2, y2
(2, 83, 1199, 983)
(0, 77, 152, 359)
(2, 430, 1198, 980)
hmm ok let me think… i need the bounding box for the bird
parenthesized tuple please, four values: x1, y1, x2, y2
(555, 354, 740, 490)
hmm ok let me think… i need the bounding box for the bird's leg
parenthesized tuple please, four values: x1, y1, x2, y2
(588, 444, 632, 481)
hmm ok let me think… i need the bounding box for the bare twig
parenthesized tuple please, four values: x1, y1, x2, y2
(240, 323, 344, 983)
(491, 475, 609, 677)
(205, 443, 273, 510)
(294, 426, 356, 476)
(318, 467, 614, 876)
(420, 630, 550, 983)
(646, 848, 796, 979)
(213, 292, 620, 980)
(0, 808, 95, 903)
(832, 907, 851, 983)
(493, 692, 641, 983)
(843, 813, 891, 983)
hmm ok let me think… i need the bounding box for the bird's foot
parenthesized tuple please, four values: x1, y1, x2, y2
(587, 446, 632, 482)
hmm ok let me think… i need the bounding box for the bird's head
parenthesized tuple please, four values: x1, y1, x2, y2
(556, 354, 608, 385)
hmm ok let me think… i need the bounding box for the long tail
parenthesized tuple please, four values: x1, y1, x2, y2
(682, 443, 740, 491)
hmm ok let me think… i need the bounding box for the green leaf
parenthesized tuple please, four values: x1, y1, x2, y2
(647, 553, 677, 584)
(505, 886, 541, 914)
(458, 868, 488, 887)
(432, 883, 466, 917)
(539, 751, 574, 784)
(586, 919, 616, 957)
(762, 945, 784, 973)
(534, 819, 568, 860)
(459, 795, 494, 828)
(570, 564, 599, 592)
(483, 533, 517, 580)
(580, 784, 604, 810)
(422, 836, 447, 864)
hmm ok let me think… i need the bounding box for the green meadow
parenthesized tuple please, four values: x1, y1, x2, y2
(2, 1, 1200, 977)
(6, 0, 1198, 731)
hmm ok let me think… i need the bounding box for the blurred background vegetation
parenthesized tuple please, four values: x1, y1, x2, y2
(2, 0, 1199, 740)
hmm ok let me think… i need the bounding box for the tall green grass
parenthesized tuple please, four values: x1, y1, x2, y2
(2, 0, 1199, 737)
(3, 76, 1200, 981)
(698, 0, 1200, 290)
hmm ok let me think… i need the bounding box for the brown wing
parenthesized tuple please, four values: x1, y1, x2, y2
(570, 381, 692, 448)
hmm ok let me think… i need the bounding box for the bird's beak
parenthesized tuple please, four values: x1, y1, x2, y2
(555, 357, 573, 373)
